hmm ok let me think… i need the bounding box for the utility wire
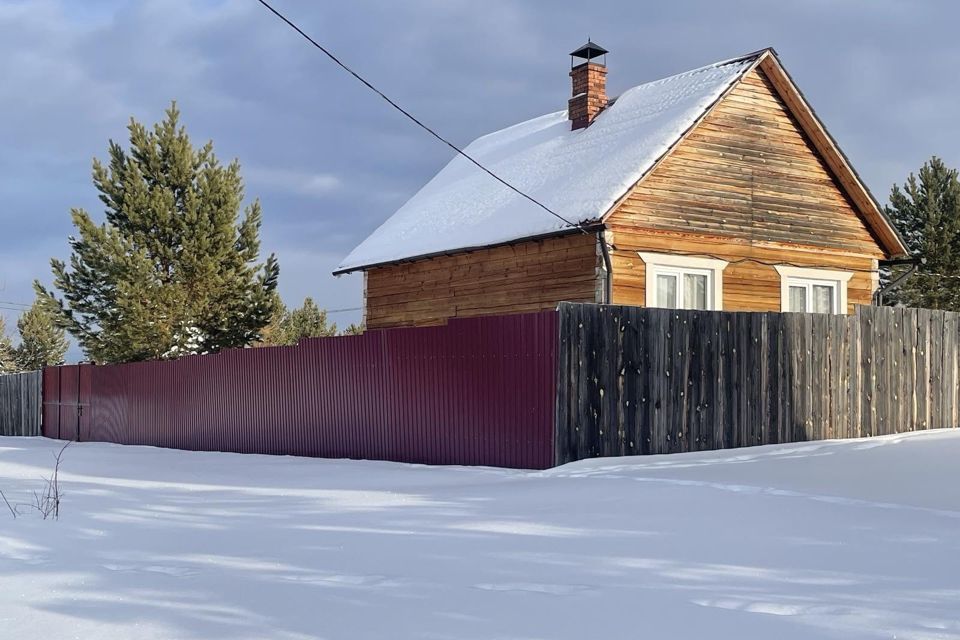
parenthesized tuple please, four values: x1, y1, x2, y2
(253, 0, 588, 234)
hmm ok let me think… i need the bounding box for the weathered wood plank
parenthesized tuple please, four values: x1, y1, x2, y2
(930, 311, 945, 429)
(622, 307, 641, 455)
(915, 307, 930, 431)
(689, 310, 709, 450)
(0, 371, 43, 437)
(671, 310, 691, 453)
(847, 308, 861, 439)
(716, 312, 732, 449)
(899, 307, 915, 433)
(647, 309, 667, 453)
(774, 313, 790, 443)
(860, 307, 876, 437)
(809, 314, 824, 441)
(941, 309, 952, 429)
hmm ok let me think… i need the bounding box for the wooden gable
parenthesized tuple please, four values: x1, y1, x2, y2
(606, 63, 893, 312)
(608, 66, 885, 256)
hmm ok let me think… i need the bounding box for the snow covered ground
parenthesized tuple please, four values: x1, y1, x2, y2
(1, 432, 959, 640)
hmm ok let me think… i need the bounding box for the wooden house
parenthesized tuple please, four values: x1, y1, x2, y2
(334, 45, 907, 329)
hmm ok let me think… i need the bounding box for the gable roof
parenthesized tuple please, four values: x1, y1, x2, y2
(750, 53, 907, 258)
(335, 49, 905, 275)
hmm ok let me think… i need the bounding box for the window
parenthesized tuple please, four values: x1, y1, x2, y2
(654, 268, 710, 309)
(775, 266, 853, 314)
(639, 253, 728, 311)
(786, 279, 837, 313)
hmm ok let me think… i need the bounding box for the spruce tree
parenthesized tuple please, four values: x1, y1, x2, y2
(15, 298, 69, 371)
(0, 317, 16, 374)
(36, 103, 279, 363)
(883, 157, 960, 310)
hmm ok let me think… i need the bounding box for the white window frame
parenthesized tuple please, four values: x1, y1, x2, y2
(639, 252, 728, 311)
(774, 265, 853, 314)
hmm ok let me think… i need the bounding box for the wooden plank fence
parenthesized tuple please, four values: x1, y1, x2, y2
(556, 303, 960, 465)
(0, 371, 42, 437)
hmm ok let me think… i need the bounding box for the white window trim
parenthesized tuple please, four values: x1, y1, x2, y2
(639, 252, 728, 311)
(774, 265, 853, 314)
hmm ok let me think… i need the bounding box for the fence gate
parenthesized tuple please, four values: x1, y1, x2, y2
(42, 364, 91, 441)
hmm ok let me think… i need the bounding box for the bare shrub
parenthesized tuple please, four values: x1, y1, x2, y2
(2, 442, 70, 520)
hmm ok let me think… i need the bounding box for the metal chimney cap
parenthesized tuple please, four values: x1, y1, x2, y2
(570, 40, 609, 60)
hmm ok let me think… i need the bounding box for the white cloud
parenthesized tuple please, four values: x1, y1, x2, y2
(244, 166, 342, 198)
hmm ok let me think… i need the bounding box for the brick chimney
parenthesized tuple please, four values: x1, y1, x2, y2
(568, 40, 608, 130)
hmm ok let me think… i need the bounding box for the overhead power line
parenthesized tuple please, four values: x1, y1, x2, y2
(253, 0, 588, 234)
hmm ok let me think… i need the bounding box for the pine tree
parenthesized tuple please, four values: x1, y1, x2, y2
(342, 323, 364, 336)
(882, 157, 960, 310)
(284, 297, 337, 343)
(35, 103, 279, 363)
(259, 297, 338, 346)
(258, 293, 289, 347)
(0, 317, 17, 374)
(15, 297, 69, 371)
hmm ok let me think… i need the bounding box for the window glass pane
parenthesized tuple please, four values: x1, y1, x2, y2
(788, 285, 807, 312)
(656, 274, 677, 308)
(683, 273, 708, 310)
(812, 284, 834, 314)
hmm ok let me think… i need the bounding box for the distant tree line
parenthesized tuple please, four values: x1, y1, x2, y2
(259, 296, 363, 347)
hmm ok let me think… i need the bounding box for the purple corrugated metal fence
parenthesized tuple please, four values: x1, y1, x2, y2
(42, 311, 558, 469)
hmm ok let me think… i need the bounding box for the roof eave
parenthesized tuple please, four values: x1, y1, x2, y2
(332, 222, 605, 275)
(598, 47, 908, 259)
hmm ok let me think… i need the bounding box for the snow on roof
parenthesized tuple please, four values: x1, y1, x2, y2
(335, 52, 762, 273)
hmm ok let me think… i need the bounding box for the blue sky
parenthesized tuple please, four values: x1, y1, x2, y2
(1, 0, 958, 357)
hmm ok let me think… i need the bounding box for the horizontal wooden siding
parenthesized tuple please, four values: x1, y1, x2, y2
(365, 233, 599, 329)
(606, 67, 884, 312)
(611, 68, 883, 254)
(610, 230, 876, 313)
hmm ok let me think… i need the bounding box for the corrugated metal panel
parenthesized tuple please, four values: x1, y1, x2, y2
(43, 311, 558, 469)
(41, 367, 60, 439)
(59, 364, 79, 441)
